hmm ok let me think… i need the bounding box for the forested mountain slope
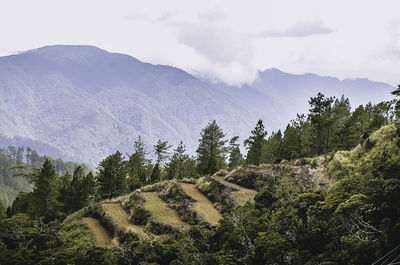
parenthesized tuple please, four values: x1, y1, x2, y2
(73, 122, 400, 264)
(0, 45, 258, 166)
(0, 45, 393, 166)
(0, 145, 90, 206)
(1, 121, 400, 264)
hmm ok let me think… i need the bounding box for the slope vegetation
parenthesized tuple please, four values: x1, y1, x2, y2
(101, 202, 151, 240)
(82, 217, 112, 247)
(76, 155, 336, 248)
(179, 183, 222, 226)
(214, 176, 257, 205)
(141, 192, 190, 231)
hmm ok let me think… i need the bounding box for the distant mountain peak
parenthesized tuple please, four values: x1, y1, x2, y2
(25, 44, 109, 56)
(0, 45, 258, 166)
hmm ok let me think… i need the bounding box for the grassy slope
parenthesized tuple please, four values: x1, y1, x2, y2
(141, 192, 190, 231)
(59, 208, 96, 254)
(214, 176, 257, 205)
(179, 183, 222, 226)
(82, 217, 112, 247)
(101, 203, 151, 240)
(74, 155, 336, 247)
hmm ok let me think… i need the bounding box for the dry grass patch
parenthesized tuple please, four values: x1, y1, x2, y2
(141, 192, 190, 231)
(101, 203, 151, 240)
(179, 183, 222, 226)
(82, 217, 112, 247)
(214, 176, 257, 205)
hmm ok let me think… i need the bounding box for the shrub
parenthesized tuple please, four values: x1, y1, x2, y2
(310, 159, 318, 168)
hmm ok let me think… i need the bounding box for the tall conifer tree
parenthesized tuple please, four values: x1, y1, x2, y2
(196, 120, 227, 175)
(244, 119, 267, 165)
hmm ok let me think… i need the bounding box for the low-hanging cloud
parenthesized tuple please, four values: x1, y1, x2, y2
(166, 15, 334, 84)
(175, 22, 252, 65)
(254, 19, 334, 38)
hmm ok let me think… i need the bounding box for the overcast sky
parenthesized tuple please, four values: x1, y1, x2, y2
(0, 0, 399, 85)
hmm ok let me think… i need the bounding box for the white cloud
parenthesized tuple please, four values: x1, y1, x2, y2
(0, 0, 399, 85)
(254, 19, 334, 38)
(197, 10, 226, 22)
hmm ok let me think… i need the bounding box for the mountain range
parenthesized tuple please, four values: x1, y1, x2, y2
(205, 68, 395, 129)
(0, 45, 395, 166)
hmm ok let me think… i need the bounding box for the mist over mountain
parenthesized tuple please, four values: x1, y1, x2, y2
(0, 45, 394, 166)
(207, 68, 395, 130)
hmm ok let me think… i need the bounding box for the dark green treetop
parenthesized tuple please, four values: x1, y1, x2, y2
(244, 119, 267, 166)
(196, 120, 227, 175)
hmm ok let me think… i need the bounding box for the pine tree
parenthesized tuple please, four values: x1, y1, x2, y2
(282, 124, 298, 160)
(196, 120, 227, 175)
(244, 119, 267, 165)
(29, 150, 41, 167)
(127, 136, 148, 189)
(308, 93, 334, 155)
(71, 166, 85, 209)
(152, 140, 171, 181)
(291, 114, 306, 157)
(29, 159, 59, 219)
(150, 163, 160, 182)
(264, 130, 284, 162)
(16, 147, 24, 165)
(82, 171, 96, 204)
(228, 136, 244, 170)
(26, 147, 31, 165)
(154, 140, 171, 164)
(330, 96, 352, 150)
(369, 102, 391, 131)
(98, 151, 126, 199)
(7, 146, 16, 159)
(167, 141, 189, 179)
(58, 172, 73, 214)
(63, 166, 95, 212)
(344, 105, 368, 148)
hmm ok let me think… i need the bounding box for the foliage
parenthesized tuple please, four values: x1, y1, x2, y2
(98, 151, 127, 199)
(166, 142, 198, 179)
(2, 91, 400, 264)
(196, 120, 227, 175)
(244, 119, 267, 166)
(228, 136, 244, 170)
(127, 135, 149, 189)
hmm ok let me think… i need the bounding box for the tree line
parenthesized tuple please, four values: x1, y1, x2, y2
(5, 90, 399, 222)
(1, 86, 400, 264)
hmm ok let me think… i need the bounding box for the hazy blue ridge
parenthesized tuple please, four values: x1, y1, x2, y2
(0, 45, 259, 166)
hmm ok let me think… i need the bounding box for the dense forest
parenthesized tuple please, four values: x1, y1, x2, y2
(1, 88, 400, 264)
(0, 146, 90, 206)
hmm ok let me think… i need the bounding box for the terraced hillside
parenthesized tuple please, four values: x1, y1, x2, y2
(101, 202, 151, 240)
(82, 217, 112, 247)
(214, 176, 257, 205)
(79, 169, 289, 247)
(179, 183, 222, 226)
(141, 192, 190, 231)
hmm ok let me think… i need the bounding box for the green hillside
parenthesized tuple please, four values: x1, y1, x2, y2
(1, 90, 400, 264)
(50, 122, 400, 264)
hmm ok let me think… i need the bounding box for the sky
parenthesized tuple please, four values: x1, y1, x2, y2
(0, 0, 399, 86)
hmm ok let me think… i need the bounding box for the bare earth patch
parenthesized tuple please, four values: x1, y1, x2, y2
(179, 183, 222, 226)
(215, 176, 257, 205)
(82, 217, 112, 247)
(101, 203, 151, 240)
(141, 192, 190, 231)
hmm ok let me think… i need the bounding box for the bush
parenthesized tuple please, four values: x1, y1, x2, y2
(125, 192, 151, 226)
(310, 159, 318, 168)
